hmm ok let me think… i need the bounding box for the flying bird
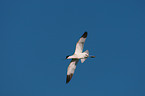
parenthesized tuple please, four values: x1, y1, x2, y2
(65, 32, 95, 84)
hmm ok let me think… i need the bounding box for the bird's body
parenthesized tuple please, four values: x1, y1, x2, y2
(67, 52, 89, 59)
(65, 32, 95, 84)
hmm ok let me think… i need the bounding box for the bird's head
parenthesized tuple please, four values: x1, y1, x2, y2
(65, 55, 70, 59)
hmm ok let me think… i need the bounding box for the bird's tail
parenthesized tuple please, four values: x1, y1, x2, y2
(84, 50, 89, 55)
(81, 50, 89, 63)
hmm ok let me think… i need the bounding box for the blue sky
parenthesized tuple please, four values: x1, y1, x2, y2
(0, 0, 145, 96)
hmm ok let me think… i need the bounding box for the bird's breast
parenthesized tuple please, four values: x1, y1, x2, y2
(74, 53, 88, 59)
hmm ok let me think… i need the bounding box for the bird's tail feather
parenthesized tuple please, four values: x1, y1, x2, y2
(81, 50, 89, 63)
(84, 50, 89, 55)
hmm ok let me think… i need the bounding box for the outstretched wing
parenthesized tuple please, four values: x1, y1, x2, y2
(66, 59, 79, 84)
(74, 32, 87, 54)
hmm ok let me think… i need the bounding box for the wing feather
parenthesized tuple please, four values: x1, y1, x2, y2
(74, 32, 87, 54)
(66, 59, 79, 83)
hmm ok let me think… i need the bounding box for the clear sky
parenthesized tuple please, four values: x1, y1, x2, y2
(0, 0, 145, 96)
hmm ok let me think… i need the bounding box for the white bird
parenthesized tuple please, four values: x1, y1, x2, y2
(65, 32, 95, 84)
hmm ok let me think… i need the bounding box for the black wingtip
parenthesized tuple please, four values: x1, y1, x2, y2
(66, 74, 73, 84)
(81, 32, 88, 38)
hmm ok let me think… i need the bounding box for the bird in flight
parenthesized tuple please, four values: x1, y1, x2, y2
(65, 32, 95, 84)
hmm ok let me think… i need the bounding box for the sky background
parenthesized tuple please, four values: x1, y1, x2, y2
(0, 0, 145, 96)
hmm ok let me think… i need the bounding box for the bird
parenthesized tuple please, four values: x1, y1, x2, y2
(65, 32, 95, 84)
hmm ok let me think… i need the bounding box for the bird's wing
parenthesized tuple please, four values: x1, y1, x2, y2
(66, 59, 79, 83)
(74, 32, 87, 54)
